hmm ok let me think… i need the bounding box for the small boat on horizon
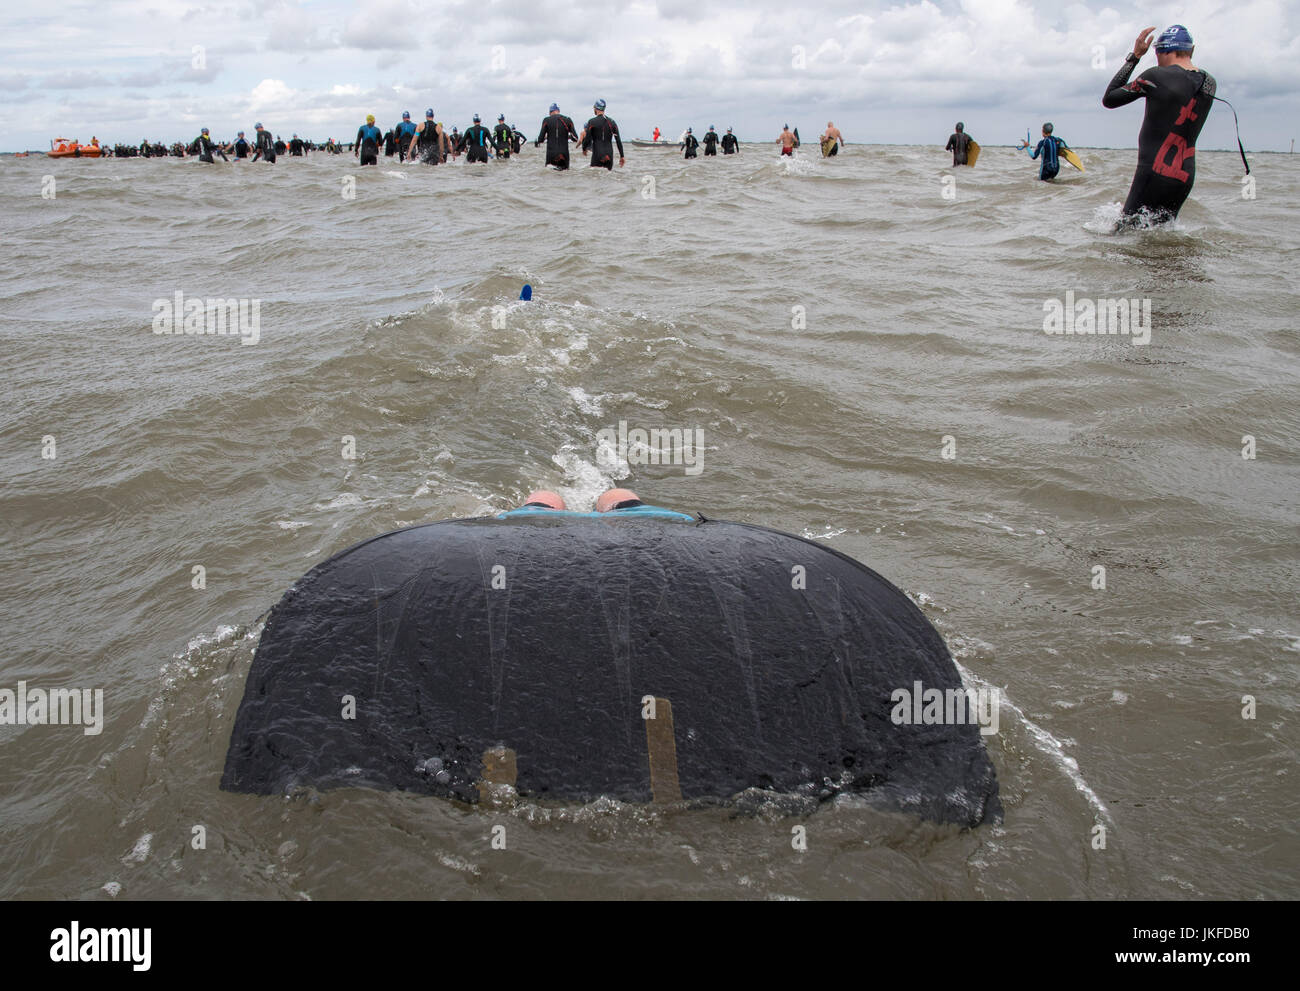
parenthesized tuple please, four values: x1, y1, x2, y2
(47, 138, 103, 158)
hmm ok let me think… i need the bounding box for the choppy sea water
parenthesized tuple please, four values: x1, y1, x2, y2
(0, 143, 1296, 899)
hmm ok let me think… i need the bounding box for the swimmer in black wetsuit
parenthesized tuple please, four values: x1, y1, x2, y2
(232, 131, 251, 159)
(682, 128, 699, 158)
(576, 99, 625, 170)
(289, 134, 307, 156)
(461, 115, 494, 163)
(1103, 24, 1215, 224)
(493, 115, 513, 160)
(251, 123, 276, 163)
(192, 128, 227, 164)
(394, 112, 417, 162)
(355, 115, 382, 166)
(536, 103, 579, 170)
(721, 128, 739, 154)
(945, 122, 972, 165)
(702, 126, 720, 156)
(409, 109, 445, 164)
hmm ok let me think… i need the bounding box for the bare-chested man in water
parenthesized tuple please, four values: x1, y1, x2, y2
(777, 124, 796, 156)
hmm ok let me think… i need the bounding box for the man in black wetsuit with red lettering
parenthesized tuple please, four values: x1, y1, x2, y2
(536, 102, 579, 170)
(1103, 24, 1215, 225)
(575, 99, 625, 170)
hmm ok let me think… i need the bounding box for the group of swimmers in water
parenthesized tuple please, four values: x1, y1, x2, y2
(89, 24, 1222, 227)
(947, 25, 1220, 224)
(176, 101, 629, 171)
(679, 126, 742, 157)
(346, 101, 627, 170)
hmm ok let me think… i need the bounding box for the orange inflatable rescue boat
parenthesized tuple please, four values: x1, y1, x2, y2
(47, 138, 102, 158)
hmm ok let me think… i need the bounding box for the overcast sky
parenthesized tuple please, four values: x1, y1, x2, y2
(2, 0, 1296, 151)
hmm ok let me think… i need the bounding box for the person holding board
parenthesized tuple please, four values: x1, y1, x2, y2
(945, 122, 975, 166)
(820, 121, 844, 156)
(1021, 123, 1066, 180)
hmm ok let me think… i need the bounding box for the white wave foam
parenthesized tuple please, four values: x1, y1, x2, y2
(567, 385, 604, 416)
(551, 444, 622, 510)
(183, 624, 239, 655)
(801, 526, 847, 540)
(956, 658, 1114, 826)
(1085, 200, 1195, 234)
(312, 492, 378, 511)
(777, 152, 817, 176)
(1084, 202, 1126, 233)
(122, 833, 152, 864)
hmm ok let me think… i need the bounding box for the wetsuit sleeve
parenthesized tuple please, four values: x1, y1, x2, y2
(1103, 59, 1152, 108)
(945, 135, 955, 151)
(356, 127, 364, 146)
(1029, 139, 1043, 160)
(535, 121, 546, 146)
(566, 118, 579, 140)
(613, 121, 624, 158)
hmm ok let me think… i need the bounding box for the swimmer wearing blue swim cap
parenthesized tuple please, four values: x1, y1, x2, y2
(1102, 24, 1217, 224)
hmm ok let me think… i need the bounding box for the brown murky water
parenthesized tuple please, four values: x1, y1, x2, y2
(1, 144, 1296, 898)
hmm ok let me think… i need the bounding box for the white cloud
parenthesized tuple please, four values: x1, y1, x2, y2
(340, 0, 419, 51)
(43, 71, 114, 90)
(248, 77, 296, 111)
(266, 6, 339, 52)
(0, 0, 1295, 150)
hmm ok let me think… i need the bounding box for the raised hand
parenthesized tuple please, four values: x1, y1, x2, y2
(1133, 26, 1157, 58)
